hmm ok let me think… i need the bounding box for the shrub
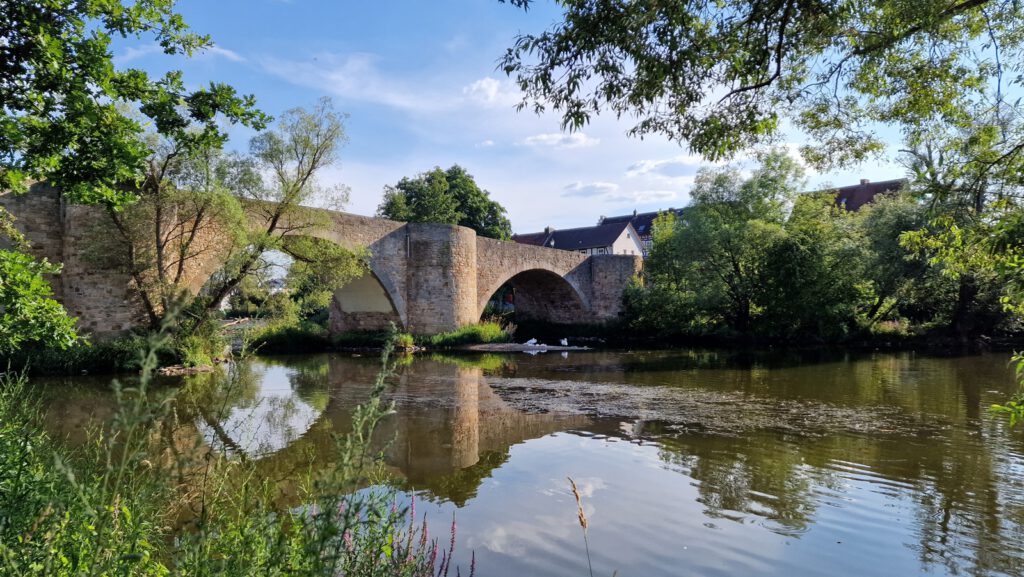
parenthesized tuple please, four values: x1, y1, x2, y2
(246, 320, 332, 354)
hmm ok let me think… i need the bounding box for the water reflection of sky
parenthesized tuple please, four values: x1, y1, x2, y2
(404, 429, 1024, 577)
(41, 350, 1024, 577)
(196, 363, 322, 458)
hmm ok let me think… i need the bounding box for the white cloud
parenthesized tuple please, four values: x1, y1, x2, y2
(204, 45, 245, 62)
(626, 154, 709, 178)
(118, 43, 163, 62)
(261, 52, 450, 112)
(476, 139, 495, 148)
(462, 77, 521, 108)
(562, 181, 620, 197)
(605, 190, 680, 204)
(119, 42, 244, 64)
(520, 132, 600, 149)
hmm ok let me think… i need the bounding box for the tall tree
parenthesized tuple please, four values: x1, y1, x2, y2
(645, 151, 805, 334)
(377, 165, 513, 239)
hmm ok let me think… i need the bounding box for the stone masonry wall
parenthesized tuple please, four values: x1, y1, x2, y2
(588, 254, 643, 320)
(0, 184, 66, 299)
(60, 204, 149, 334)
(474, 236, 591, 317)
(404, 223, 478, 334)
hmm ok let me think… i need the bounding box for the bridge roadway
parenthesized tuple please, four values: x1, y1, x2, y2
(1, 185, 642, 336)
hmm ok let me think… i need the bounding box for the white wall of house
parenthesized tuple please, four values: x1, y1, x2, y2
(573, 228, 645, 256)
(611, 228, 645, 256)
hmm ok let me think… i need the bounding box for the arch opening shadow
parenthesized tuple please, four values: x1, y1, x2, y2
(483, 269, 588, 324)
(329, 269, 403, 333)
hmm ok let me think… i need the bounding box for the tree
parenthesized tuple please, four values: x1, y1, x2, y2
(377, 165, 512, 239)
(194, 98, 360, 331)
(501, 0, 1022, 170)
(88, 139, 251, 328)
(635, 150, 874, 339)
(1, 0, 266, 204)
(1, 0, 267, 351)
(645, 151, 804, 335)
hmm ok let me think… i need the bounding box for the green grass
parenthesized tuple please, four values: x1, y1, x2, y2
(420, 321, 514, 348)
(245, 320, 333, 354)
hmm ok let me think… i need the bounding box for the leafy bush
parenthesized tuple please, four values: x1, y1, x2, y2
(0, 334, 156, 375)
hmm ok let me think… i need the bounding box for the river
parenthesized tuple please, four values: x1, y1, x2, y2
(38, 349, 1024, 577)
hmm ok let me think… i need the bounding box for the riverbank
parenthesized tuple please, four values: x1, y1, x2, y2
(5, 315, 1021, 377)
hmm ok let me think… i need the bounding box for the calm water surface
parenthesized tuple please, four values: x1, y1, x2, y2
(40, 350, 1024, 577)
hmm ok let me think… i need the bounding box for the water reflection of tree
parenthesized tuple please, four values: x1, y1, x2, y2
(650, 424, 825, 536)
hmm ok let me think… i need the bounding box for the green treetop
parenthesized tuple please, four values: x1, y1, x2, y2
(377, 165, 513, 240)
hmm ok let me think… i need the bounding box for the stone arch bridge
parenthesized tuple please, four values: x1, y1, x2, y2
(1, 186, 641, 336)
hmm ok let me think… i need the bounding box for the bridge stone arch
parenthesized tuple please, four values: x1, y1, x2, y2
(0, 187, 642, 337)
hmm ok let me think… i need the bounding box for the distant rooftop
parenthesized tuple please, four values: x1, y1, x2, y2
(513, 220, 635, 251)
(826, 178, 907, 211)
(599, 207, 690, 237)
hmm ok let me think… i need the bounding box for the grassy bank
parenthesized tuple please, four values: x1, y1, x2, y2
(246, 320, 515, 355)
(0, 338, 471, 576)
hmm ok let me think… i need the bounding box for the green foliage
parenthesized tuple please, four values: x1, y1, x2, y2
(377, 165, 513, 239)
(197, 98, 352, 334)
(282, 237, 369, 319)
(19, 336, 150, 375)
(501, 0, 1020, 170)
(1, 0, 267, 206)
(626, 151, 1016, 342)
(422, 321, 515, 347)
(0, 249, 78, 354)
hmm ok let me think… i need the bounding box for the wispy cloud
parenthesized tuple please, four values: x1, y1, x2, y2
(476, 139, 495, 148)
(562, 181, 620, 197)
(605, 189, 680, 204)
(119, 42, 245, 63)
(261, 52, 446, 112)
(205, 45, 245, 62)
(118, 43, 164, 63)
(626, 154, 709, 178)
(520, 132, 600, 149)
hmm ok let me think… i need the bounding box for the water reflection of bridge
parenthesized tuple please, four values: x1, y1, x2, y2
(200, 355, 590, 504)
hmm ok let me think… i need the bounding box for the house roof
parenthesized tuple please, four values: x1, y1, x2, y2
(599, 207, 689, 237)
(829, 178, 907, 211)
(513, 221, 637, 251)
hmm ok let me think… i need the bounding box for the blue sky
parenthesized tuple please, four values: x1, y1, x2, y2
(116, 0, 907, 233)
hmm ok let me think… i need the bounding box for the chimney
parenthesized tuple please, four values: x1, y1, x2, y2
(633, 209, 637, 217)
(544, 226, 553, 234)
(598, 215, 605, 224)
(860, 179, 870, 185)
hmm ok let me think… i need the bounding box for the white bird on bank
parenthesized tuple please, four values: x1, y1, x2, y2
(560, 338, 568, 346)
(525, 338, 538, 346)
